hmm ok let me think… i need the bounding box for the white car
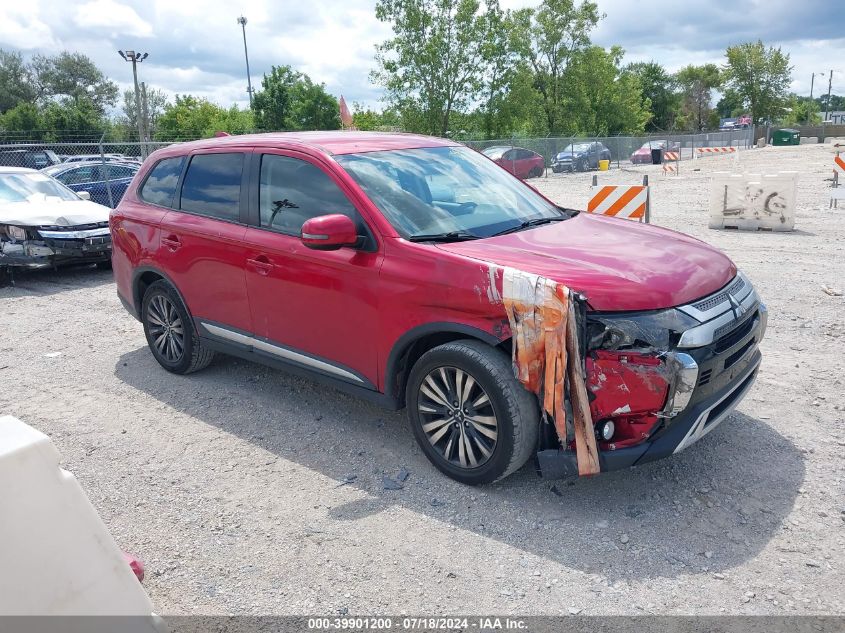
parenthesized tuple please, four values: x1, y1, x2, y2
(0, 167, 112, 273)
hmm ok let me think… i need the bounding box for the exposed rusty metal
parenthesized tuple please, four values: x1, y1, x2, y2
(501, 267, 600, 475)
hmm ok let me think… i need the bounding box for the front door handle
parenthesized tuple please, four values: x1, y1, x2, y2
(247, 254, 275, 276)
(162, 234, 182, 250)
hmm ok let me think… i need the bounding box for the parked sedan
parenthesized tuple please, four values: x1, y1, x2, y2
(0, 168, 111, 272)
(630, 140, 681, 164)
(41, 162, 139, 208)
(551, 142, 611, 172)
(481, 146, 545, 179)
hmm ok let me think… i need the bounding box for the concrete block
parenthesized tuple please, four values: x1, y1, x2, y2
(0, 415, 161, 628)
(709, 172, 798, 232)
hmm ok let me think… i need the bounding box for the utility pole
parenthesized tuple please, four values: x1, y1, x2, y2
(237, 16, 254, 107)
(118, 50, 149, 144)
(141, 82, 150, 141)
(824, 70, 834, 122)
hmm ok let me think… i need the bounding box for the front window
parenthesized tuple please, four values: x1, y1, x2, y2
(0, 172, 80, 203)
(336, 146, 566, 240)
(563, 144, 591, 153)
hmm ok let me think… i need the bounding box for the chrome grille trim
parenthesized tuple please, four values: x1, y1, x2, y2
(676, 272, 760, 349)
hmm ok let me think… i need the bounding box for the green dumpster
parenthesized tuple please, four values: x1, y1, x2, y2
(772, 128, 800, 146)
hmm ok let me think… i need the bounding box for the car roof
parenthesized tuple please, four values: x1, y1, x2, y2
(154, 131, 460, 158)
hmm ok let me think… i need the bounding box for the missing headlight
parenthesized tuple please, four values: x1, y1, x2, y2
(587, 309, 700, 351)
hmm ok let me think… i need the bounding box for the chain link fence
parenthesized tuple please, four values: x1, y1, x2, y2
(0, 127, 758, 211)
(0, 140, 175, 208)
(463, 127, 756, 173)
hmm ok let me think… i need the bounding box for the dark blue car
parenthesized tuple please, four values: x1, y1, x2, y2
(40, 162, 139, 208)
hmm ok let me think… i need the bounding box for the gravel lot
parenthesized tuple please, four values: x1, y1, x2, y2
(1, 143, 843, 616)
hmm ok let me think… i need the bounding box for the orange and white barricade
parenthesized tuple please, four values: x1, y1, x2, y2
(662, 150, 680, 174)
(832, 151, 845, 208)
(587, 178, 650, 223)
(695, 146, 739, 165)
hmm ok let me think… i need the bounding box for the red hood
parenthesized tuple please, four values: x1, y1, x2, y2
(438, 213, 736, 311)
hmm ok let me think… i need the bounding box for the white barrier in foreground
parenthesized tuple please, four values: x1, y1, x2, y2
(0, 415, 161, 629)
(709, 172, 799, 231)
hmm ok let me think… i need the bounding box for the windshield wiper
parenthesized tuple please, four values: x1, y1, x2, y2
(407, 231, 480, 243)
(490, 216, 567, 237)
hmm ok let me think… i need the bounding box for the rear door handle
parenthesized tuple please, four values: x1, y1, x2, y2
(247, 254, 275, 276)
(162, 234, 182, 250)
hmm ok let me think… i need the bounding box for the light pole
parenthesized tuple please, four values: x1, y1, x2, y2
(809, 71, 825, 124)
(118, 50, 149, 144)
(237, 16, 254, 107)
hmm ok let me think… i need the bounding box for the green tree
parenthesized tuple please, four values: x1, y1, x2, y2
(0, 50, 37, 113)
(565, 46, 650, 135)
(623, 61, 679, 131)
(716, 88, 745, 118)
(816, 93, 844, 113)
(121, 87, 169, 132)
(373, 0, 496, 136)
(511, 0, 601, 135)
(782, 95, 821, 125)
(155, 95, 253, 141)
(0, 102, 44, 139)
(723, 40, 792, 124)
(32, 51, 118, 115)
(252, 65, 300, 130)
(675, 64, 721, 131)
(288, 76, 340, 130)
(252, 65, 339, 131)
(40, 97, 108, 141)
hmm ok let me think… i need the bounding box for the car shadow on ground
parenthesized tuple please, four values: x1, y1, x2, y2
(115, 347, 804, 582)
(0, 264, 114, 296)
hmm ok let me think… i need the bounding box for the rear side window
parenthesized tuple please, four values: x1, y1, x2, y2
(140, 156, 185, 208)
(259, 154, 358, 235)
(180, 153, 244, 222)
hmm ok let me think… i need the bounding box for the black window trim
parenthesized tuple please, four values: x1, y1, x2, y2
(173, 150, 250, 226)
(248, 149, 378, 252)
(138, 155, 189, 210)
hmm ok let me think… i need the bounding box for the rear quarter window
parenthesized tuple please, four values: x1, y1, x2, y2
(139, 156, 185, 208)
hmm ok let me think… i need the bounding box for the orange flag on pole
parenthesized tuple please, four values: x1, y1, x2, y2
(339, 95, 354, 129)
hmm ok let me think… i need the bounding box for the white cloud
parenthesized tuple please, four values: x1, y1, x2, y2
(0, 0, 841, 113)
(73, 0, 153, 38)
(0, 3, 57, 50)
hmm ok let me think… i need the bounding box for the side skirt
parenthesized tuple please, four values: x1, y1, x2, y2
(197, 326, 401, 411)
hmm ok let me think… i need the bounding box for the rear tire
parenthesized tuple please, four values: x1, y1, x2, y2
(406, 339, 539, 485)
(141, 280, 214, 374)
(529, 166, 543, 178)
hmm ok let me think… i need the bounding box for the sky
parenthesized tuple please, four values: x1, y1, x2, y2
(0, 0, 843, 113)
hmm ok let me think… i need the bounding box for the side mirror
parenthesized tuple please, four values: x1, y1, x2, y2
(300, 214, 359, 251)
(77, 191, 91, 201)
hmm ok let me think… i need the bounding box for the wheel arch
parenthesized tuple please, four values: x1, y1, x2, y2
(385, 322, 510, 408)
(132, 266, 192, 325)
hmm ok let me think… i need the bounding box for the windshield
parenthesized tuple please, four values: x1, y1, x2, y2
(336, 146, 565, 240)
(563, 144, 591, 153)
(481, 146, 507, 159)
(0, 172, 80, 203)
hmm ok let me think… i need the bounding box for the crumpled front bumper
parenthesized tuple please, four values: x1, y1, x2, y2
(536, 274, 767, 478)
(0, 236, 112, 268)
(537, 346, 761, 477)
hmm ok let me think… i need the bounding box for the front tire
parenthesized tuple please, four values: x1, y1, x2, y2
(406, 340, 539, 485)
(141, 280, 214, 374)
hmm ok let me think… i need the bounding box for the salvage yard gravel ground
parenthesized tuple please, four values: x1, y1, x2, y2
(0, 143, 842, 615)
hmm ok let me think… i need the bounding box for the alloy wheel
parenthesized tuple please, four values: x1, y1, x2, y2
(146, 294, 185, 363)
(417, 366, 498, 469)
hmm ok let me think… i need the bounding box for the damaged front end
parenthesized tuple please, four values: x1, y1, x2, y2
(0, 222, 112, 269)
(536, 271, 766, 478)
(583, 308, 700, 450)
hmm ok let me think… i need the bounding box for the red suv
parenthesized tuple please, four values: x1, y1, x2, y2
(112, 132, 766, 485)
